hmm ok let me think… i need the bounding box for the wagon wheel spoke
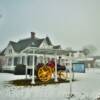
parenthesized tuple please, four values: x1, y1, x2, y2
(58, 71, 67, 80)
(38, 66, 52, 82)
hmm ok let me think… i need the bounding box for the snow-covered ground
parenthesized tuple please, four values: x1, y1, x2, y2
(0, 68, 100, 100)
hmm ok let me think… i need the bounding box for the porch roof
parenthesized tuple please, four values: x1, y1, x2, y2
(22, 47, 73, 56)
(22, 47, 94, 61)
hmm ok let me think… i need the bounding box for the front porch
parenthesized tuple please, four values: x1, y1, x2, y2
(2, 47, 90, 85)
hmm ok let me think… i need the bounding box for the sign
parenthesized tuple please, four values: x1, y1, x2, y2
(72, 63, 85, 73)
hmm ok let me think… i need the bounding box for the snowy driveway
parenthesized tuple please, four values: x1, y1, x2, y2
(0, 68, 100, 100)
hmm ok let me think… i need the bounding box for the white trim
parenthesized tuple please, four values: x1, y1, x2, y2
(31, 55, 35, 84)
(39, 38, 53, 49)
(54, 54, 58, 82)
(4, 44, 16, 55)
(25, 55, 28, 79)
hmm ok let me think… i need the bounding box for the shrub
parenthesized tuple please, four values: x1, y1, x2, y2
(14, 64, 26, 75)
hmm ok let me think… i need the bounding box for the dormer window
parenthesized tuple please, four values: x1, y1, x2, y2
(31, 42, 35, 46)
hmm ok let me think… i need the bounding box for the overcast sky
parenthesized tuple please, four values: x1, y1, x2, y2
(0, 0, 100, 54)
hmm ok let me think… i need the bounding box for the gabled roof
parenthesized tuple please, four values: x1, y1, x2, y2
(0, 32, 62, 55)
(10, 37, 51, 52)
(0, 48, 6, 56)
(45, 37, 52, 45)
(13, 37, 44, 52)
(0, 35, 55, 54)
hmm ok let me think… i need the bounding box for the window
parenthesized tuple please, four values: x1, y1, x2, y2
(14, 57, 20, 66)
(22, 56, 25, 65)
(38, 56, 43, 63)
(34, 56, 37, 66)
(27, 56, 33, 66)
(8, 57, 12, 66)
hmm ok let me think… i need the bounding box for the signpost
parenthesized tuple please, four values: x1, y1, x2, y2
(69, 60, 73, 99)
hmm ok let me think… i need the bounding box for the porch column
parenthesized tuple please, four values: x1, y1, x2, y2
(31, 55, 35, 84)
(54, 54, 58, 82)
(25, 55, 28, 79)
(69, 60, 73, 98)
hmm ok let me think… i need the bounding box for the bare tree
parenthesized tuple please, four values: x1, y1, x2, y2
(82, 45, 97, 56)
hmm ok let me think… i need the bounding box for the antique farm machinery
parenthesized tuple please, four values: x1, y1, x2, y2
(35, 58, 67, 82)
(22, 47, 73, 83)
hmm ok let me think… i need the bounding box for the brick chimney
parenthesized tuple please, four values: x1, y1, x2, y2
(31, 32, 35, 38)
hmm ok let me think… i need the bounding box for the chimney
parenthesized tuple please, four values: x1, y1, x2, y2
(31, 32, 35, 38)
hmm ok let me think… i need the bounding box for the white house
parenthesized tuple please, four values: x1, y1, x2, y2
(0, 32, 63, 71)
(0, 32, 93, 73)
